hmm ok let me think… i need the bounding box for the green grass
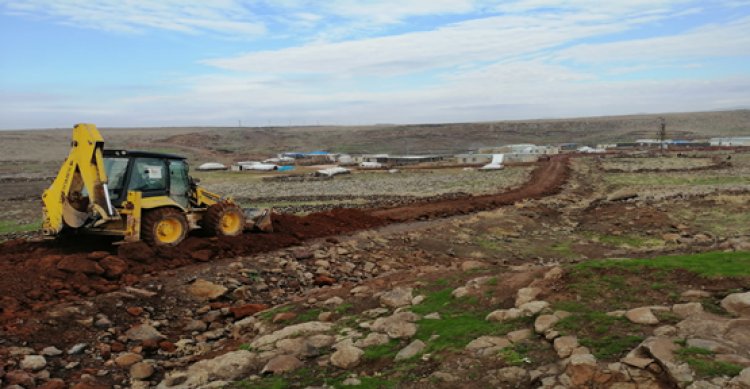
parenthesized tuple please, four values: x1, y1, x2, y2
(586, 232, 663, 248)
(605, 173, 750, 188)
(574, 251, 750, 278)
(580, 335, 645, 360)
(363, 340, 401, 361)
(410, 288, 532, 355)
(0, 220, 41, 234)
(553, 307, 645, 360)
(498, 346, 529, 366)
(677, 347, 744, 378)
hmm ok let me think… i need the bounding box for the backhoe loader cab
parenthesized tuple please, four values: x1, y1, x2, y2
(42, 123, 272, 247)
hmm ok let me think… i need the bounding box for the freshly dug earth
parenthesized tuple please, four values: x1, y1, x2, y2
(0, 156, 569, 324)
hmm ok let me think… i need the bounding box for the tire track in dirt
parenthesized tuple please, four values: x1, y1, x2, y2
(0, 156, 569, 323)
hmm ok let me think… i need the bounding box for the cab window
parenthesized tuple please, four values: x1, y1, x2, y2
(129, 158, 167, 192)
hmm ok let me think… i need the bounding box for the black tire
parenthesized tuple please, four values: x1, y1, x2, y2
(203, 202, 244, 237)
(141, 208, 188, 246)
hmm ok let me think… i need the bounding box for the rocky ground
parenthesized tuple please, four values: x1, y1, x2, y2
(1, 154, 750, 388)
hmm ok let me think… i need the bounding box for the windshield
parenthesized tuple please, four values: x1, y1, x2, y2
(104, 157, 129, 200)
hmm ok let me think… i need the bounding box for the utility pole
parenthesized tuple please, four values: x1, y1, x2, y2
(658, 117, 666, 155)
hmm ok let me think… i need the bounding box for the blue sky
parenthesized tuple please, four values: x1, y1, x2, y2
(1, 0, 749, 129)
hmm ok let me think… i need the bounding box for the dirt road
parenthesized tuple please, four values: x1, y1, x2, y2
(0, 156, 569, 325)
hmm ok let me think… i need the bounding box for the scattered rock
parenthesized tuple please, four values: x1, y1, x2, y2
(125, 324, 165, 342)
(486, 308, 523, 322)
(330, 344, 364, 369)
(515, 287, 541, 307)
(20, 355, 46, 371)
(534, 314, 559, 333)
(158, 350, 259, 387)
(466, 336, 511, 351)
(379, 287, 414, 308)
(722, 292, 750, 317)
(554, 336, 579, 358)
(507, 329, 532, 343)
(370, 312, 419, 339)
(681, 290, 711, 301)
(519, 300, 550, 315)
(40, 346, 63, 357)
(261, 355, 303, 375)
(115, 352, 143, 368)
(395, 339, 426, 361)
(621, 356, 654, 369)
(567, 353, 598, 387)
(252, 322, 333, 348)
(451, 286, 470, 298)
(67, 343, 87, 355)
(637, 336, 694, 385)
(672, 302, 704, 318)
(729, 367, 750, 387)
(494, 366, 529, 387)
(625, 307, 659, 325)
(188, 279, 228, 300)
(130, 361, 154, 380)
(356, 332, 390, 348)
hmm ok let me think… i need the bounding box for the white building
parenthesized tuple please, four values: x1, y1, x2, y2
(710, 137, 750, 146)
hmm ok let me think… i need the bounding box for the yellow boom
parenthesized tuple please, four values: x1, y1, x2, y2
(42, 123, 118, 235)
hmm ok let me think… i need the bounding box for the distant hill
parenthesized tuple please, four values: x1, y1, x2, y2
(1, 110, 748, 165)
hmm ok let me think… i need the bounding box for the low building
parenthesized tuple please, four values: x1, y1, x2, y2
(480, 144, 559, 155)
(455, 154, 493, 164)
(710, 137, 750, 146)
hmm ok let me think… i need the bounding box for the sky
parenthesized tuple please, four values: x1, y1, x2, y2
(0, 0, 749, 129)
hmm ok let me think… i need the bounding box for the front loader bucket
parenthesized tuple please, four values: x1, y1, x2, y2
(244, 207, 274, 233)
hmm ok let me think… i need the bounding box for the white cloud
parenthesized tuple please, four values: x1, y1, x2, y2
(558, 16, 750, 63)
(205, 12, 633, 76)
(0, 0, 266, 36)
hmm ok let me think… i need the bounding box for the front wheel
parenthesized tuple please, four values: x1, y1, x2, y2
(203, 202, 245, 237)
(141, 208, 188, 246)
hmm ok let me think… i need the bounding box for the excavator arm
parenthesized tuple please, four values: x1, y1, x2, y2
(42, 123, 118, 236)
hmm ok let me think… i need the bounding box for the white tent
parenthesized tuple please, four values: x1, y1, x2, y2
(480, 154, 505, 170)
(234, 161, 278, 171)
(197, 162, 227, 171)
(316, 166, 351, 177)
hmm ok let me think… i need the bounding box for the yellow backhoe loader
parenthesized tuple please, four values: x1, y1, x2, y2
(42, 123, 272, 246)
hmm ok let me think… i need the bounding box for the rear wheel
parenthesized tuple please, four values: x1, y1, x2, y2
(142, 208, 188, 246)
(203, 202, 244, 237)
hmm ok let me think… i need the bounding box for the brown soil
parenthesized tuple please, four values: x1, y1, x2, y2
(0, 156, 570, 326)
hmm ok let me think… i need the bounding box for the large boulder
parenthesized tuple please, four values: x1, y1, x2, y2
(722, 292, 750, 317)
(251, 322, 333, 349)
(261, 355, 303, 375)
(330, 344, 364, 369)
(625, 307, 659, 325)
(515, 287, 541, 307)
(157, 350, 259, 389)
(125, 324, 165, 342)
(395, 340, 426, 361)
(379, 287, 414, 308)
(187, 280, 227, 300)
(370, 312, 419, 339)
(636, 337, 694, 386)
